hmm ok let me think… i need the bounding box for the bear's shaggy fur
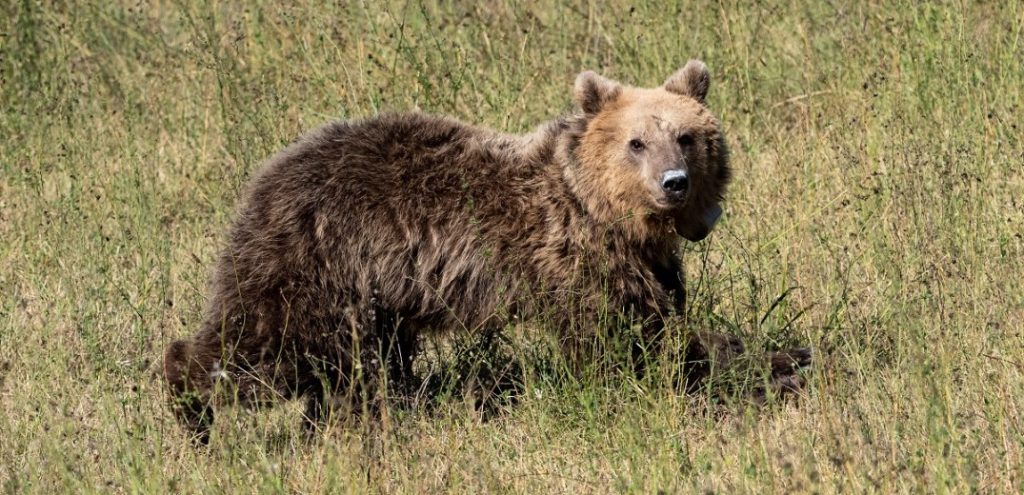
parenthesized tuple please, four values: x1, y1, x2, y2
(163, 61, 806, 443)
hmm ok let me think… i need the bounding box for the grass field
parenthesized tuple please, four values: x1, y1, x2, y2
(2, 1, 1023, 493)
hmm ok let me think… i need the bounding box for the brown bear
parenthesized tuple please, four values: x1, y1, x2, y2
(163, 60, 809, 444)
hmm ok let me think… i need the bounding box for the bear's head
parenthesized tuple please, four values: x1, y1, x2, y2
(566, 60, 730, 243)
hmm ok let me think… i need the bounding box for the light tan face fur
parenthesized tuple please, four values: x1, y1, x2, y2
(572, 61, 729, 241)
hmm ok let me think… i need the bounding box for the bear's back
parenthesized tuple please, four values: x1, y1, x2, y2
(216, 113, 559, 325)
(243, 113, 548, 228)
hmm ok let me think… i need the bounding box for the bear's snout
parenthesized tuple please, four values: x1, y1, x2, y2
(661, 169, 689, 198)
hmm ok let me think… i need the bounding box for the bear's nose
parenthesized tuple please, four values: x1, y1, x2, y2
(661, 170, 689, 195)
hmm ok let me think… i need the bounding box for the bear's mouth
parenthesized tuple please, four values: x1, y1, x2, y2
(655, 195, 688, 210)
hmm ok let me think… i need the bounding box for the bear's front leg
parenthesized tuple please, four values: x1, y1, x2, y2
(163, 339, 216, 446)
(680, 330, 745, 393)
(681, 330, 812, 400)
(755, 346, 812, 403)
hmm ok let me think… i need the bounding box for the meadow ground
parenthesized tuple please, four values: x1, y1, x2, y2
(1, 1, 1022, 493)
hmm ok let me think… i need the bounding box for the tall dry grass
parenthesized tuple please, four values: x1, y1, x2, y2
(1, 1, 1021, 492)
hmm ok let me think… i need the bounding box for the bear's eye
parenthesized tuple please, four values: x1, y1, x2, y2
(677, 134, 695, 147)
(628, 139, 646, 152)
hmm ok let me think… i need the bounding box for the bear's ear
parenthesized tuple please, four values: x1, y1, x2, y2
(574, 71, 622, 114)
(664, 60, 710, 103)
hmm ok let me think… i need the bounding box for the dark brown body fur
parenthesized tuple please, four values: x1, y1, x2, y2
(164, 62, 808, 444)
